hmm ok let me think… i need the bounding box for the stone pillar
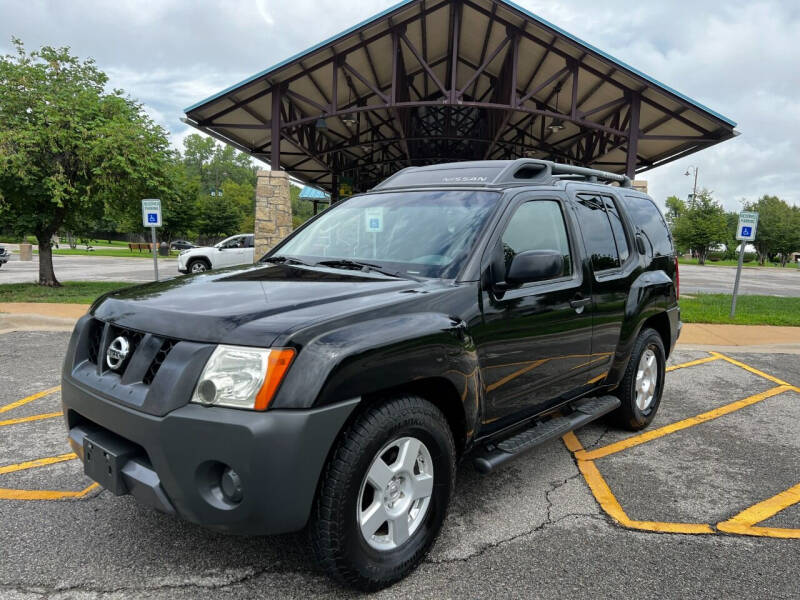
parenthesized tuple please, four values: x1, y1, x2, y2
(254, 169, 293, 260)
(632, 180, 649, 194)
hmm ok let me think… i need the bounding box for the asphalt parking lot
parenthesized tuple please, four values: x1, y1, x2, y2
(679, 263, 800, 297)
(1, 331, 799, 599)
(1, 255, 178, 284)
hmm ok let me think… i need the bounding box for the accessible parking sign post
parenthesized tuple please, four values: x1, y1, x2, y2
(730, 211, 758, 318)
(141, 199, 162, 281)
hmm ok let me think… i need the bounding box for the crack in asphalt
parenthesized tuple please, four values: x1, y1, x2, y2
(0, 563, 312, 598)
(583, 424, 612, 449)
(428, 471, 604, 565)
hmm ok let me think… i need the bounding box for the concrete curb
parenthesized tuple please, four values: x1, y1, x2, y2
(0, 313, 77, 333)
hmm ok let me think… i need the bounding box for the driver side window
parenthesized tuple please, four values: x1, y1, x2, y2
(501, 200, 572, 279)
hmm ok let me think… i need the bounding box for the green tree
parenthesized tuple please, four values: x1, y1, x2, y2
(290, 184, 315, 228)
(723, 211, 740, 260)
(671, 189, 727, 265)
(161, 161, 201, 240)
(745, 195, 800, 266)
(196, 195, 242, 241)
(0, 40, 174, 285)
(182, 133, 256, 194)
(221, 180, 255, 233)
(664, 195, 686, 231)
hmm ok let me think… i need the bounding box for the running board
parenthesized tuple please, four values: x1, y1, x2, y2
(472, 395, 621, 474)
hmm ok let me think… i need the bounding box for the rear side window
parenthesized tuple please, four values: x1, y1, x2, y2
(621, 196, 673, 256)
(575, 195, 624, 272)
(602, 197, 630, 263)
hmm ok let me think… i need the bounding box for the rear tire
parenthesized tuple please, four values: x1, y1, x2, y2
(310, 395, 456, 591)
(612, 327, 666, 431)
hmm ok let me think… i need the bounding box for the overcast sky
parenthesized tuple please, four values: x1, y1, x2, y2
(2, 0, 798, 210)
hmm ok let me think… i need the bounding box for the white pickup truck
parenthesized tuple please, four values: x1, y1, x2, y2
(177, 234, 254, 274)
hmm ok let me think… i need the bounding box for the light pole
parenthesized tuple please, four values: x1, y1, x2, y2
(684, 166, 699, 203)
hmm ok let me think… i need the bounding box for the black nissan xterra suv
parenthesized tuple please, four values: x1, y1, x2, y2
(62, 159, 680, 590)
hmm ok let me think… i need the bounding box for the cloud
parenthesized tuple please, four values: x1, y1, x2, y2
(1, 0, 797, 208)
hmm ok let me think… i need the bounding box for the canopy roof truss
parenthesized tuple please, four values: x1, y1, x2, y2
(184, 0, 737, 195)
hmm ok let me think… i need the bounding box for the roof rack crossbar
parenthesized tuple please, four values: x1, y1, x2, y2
(550, 162, 632, 187)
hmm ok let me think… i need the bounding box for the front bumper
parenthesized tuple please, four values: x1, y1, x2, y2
(62, 377, 358, 535)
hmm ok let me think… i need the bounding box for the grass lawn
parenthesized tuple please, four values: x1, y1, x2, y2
(0, 281, 134, 304)
(677, 257, 795, 269)
(680, 293, 800, 326)
(31, 248, 179, 259)
(0, 237, 178, 250)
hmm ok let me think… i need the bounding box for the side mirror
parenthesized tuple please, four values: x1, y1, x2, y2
(501, 250, 564, 287)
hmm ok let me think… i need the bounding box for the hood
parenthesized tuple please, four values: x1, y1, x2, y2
(92, 263, 426, 346)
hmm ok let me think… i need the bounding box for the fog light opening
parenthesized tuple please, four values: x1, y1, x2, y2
(220, 466, 243, 503)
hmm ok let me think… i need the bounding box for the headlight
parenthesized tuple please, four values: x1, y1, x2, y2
(191, 345, 296, 410)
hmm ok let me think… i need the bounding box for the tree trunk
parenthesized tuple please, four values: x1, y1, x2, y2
(697, 249, 706, 265)
(36, 233, 60, 287)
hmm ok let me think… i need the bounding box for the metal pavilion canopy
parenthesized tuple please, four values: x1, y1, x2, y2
(184, 0, 737, 198)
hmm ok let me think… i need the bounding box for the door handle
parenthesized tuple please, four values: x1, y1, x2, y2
(570, 297, 592, 312)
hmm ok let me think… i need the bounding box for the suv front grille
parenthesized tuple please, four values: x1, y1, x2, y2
(143, 339, 176, 385)
(85, 318, 177, 385)
(87, 319, 103, 364)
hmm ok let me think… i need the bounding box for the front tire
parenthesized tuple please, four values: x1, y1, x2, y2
(612, 327, 666, 430)
(310, 395, 456, 591)
(187, 259, 209, 273)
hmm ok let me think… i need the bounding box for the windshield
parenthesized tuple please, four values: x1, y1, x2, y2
(274, 190, 499, 278)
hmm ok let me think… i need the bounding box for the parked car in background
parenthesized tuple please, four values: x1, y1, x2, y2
(177, 234, 254, 273)
(170, 239, 197, 251)
(0, 246, 9, 268)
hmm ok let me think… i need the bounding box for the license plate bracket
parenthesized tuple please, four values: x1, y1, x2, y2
(83, 429, 140, 495)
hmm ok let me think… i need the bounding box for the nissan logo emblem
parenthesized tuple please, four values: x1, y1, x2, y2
(106, 336, 130, 370)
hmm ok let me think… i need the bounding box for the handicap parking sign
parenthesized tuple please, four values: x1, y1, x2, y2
(735, 211, 757, 241)
(141, 199, 162, 227)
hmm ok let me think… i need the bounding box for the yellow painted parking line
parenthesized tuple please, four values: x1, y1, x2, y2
(665, 354, 721, 372)
(0, 483, 99, 501)
(575, 385, 793, 461)
(0, 452, 99, 501)
(717, 483, 800, 538)
(0, 385, 61, 414)
(711, 352, 794, 386)
(0, 453, 77, 475)
(563, 432, 714, 534)
(0, 411, 63, 427)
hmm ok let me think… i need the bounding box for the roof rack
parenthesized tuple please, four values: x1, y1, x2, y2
(372, 159, 632, 191)
(494, 159, 632, 188)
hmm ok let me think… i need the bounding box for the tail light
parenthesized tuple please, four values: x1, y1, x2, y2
(674, 256, 680, 300)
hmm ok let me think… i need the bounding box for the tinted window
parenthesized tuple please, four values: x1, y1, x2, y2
(576, 195, 619, 271)
(245, 235, 254, 248)
(621, 196, 674, 256)
(601, 196, 629, 263)
(501, 200, 572, 278)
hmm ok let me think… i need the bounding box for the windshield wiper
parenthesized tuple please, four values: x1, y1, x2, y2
(262, 255, 310, 266)
(315, 259, 423, 282)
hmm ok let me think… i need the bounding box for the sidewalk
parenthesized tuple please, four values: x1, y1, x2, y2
(4, 302, 800, 352)
(0, 302, 88, 332)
